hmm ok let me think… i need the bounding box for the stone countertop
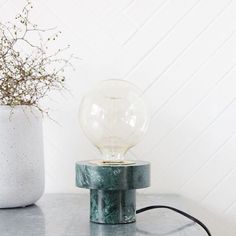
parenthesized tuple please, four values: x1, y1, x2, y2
(0, 194, 208, 236)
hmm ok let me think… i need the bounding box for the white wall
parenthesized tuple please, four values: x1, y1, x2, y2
(1, 0, 236, 234)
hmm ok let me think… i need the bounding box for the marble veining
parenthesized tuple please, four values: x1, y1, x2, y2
(76, 160, 150, 190)
(76, 161, 150, 224)
(90, 189, 136, 224)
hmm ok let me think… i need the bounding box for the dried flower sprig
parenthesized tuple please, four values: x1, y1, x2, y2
(0, 1, 73, 113)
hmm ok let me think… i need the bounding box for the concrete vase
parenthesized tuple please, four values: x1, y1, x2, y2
(0, 105, 44, 208)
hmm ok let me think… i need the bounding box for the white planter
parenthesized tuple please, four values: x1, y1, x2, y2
(0, 105, 44, 208)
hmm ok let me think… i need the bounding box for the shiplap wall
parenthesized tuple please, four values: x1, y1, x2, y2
(1, 0, 236, 235)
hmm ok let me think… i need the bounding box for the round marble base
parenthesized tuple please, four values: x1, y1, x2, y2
(76, 160, 150, 224)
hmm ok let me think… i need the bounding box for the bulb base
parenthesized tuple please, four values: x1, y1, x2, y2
(89, 160, 136, 165)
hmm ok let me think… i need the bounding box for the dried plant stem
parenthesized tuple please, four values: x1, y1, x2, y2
(0, 0, 73, 113)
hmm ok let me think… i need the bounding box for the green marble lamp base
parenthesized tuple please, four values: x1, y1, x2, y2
(90, 189, 136, 224)
(76, 160, 150, 224)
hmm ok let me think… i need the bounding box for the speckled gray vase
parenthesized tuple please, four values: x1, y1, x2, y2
(76, 161, 150, 224)
(0, 106, 44, 208)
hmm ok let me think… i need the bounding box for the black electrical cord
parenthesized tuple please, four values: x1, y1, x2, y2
(136, 205, 211, 236)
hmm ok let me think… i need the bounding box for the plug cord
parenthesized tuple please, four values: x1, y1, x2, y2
(136, 205, 211, 236)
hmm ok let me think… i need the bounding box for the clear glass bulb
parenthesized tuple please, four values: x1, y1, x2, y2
(79, 79, 149, 161)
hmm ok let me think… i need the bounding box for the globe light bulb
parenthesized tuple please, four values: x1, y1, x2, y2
(79, 79, 149, 162)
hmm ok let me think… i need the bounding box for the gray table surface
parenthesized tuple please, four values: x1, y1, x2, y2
(0, 194, 208, 236)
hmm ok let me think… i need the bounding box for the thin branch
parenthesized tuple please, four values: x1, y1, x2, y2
(0, 0, 74, 113)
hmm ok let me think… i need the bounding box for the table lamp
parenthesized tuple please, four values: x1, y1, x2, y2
(76, 79, 150, 224)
